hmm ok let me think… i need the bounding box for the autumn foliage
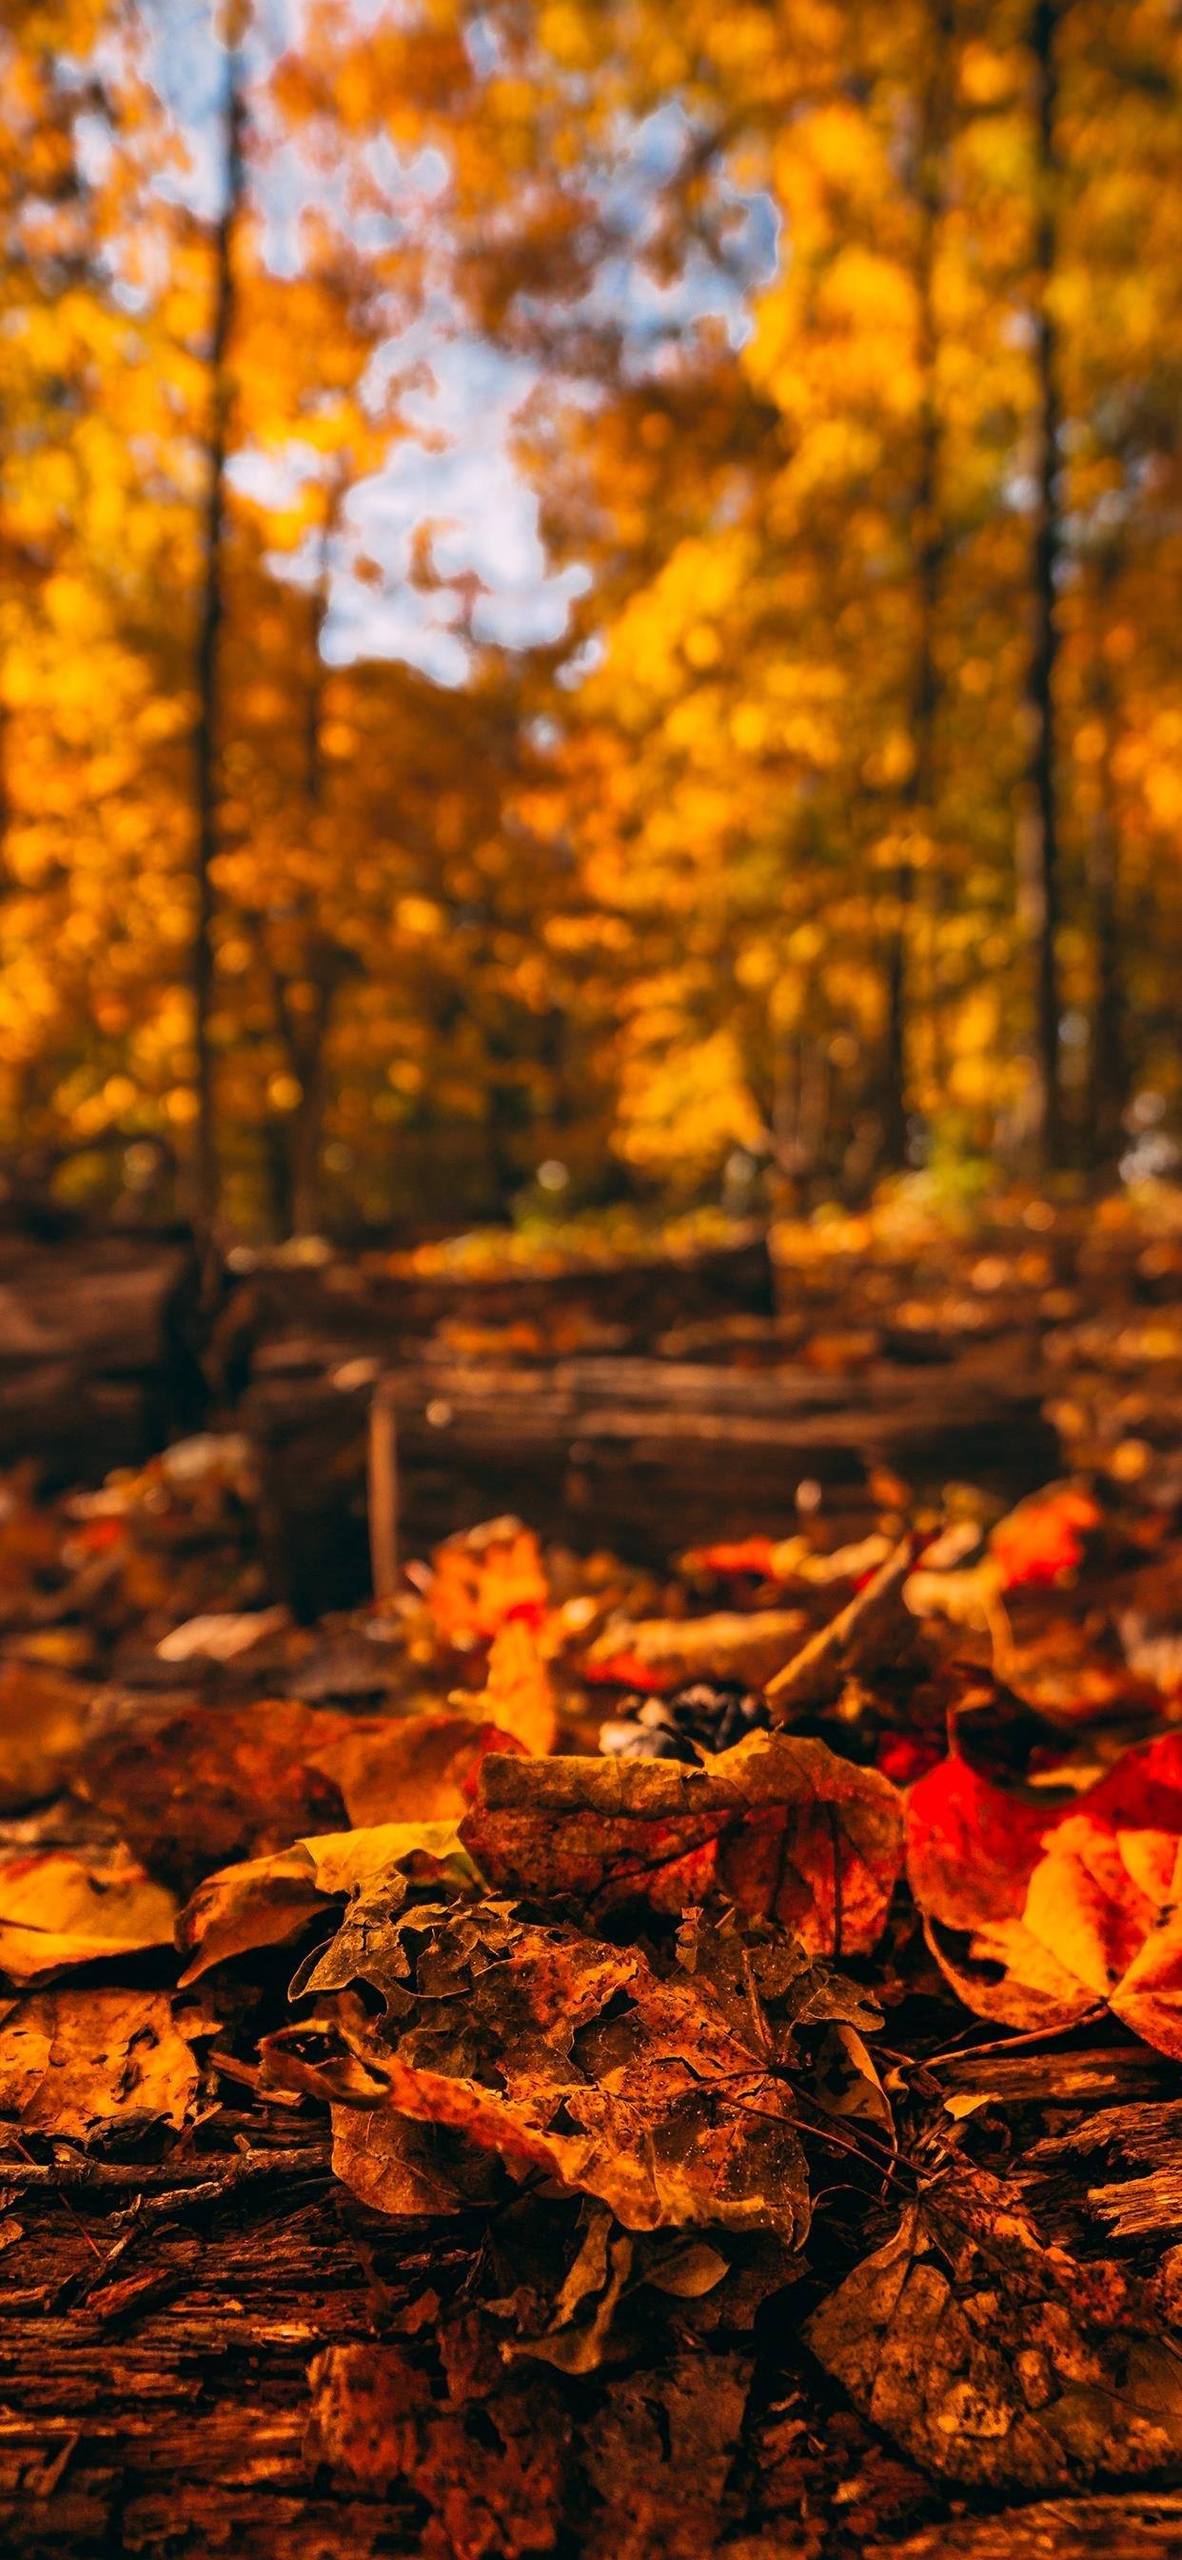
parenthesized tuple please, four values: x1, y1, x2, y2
(1, 0, 1180, 1234)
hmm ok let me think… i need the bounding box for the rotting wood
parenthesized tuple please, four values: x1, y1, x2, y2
(250, 1355, 1060, 1613)
(0, 1231, 209, 1481)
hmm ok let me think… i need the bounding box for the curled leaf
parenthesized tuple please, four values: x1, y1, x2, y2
(260, 1902, 869, 2245)
(177, 1819, 475, 1983)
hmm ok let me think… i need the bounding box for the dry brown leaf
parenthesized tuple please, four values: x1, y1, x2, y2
(501, 2204, 634, 2374)
(583, 1607, 808, 1693)
(305, 2340, 571, 2560)
(462, 1729, 903, 1956)
(320, 1713, 525, 1826)
(581, 2349, 751, 2560)
(82, 1698, 520, 1894)
(0, 1986, 198, 2138)
(328, 2100, 496, 2218)
(263, 1901, 878, 2243)
(80, 1699, 352, 1893)
(807, 2165, 1182, 2492)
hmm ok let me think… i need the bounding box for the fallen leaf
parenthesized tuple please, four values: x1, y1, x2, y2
(177, 1819, 476, 1982)
(329, 2099, 496, 2217)
(319, 1713, 527, 1827)
(0, 1845, 177, 1983)
(0, 1662, 92, 1812)
(462, 1730, 903, 1956)
(80, 1700, 352, 1894)
(305, 2341, 571, 2560)
(582, 1608, 808, 1693)
(155, 1606, 290, 1663)
(0, 1987, 198, 2137)
(989, 1486, 1101, 1590)
(807, 2165, 1182, 2491)
(905, 1753, 1056, 1935)
(501, 2204, 634, 2373)
(907, 1735, 1182, 2056)
(426, 1518, 550, 1647)
(679, 1536, 781, 1577)
(581, 2349, 751, 2560)
(451, 1616, 557, 1756)
(262, 1900, 878, 2244)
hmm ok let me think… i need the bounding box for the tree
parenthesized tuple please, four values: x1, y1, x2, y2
(190, 3, 247, 1228)
(1022, 0, 1066, 1170)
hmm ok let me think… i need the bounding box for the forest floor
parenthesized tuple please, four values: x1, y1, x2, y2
(3, 1197, 1182, 2558)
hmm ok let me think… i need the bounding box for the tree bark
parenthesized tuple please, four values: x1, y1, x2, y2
(270, 480, 349, 1237)
(1023, 0, 1066, 1170)
(190, 31, 246, 1231)
(1086, 629, 1126, 1175)
(882, 0, 950, 1169)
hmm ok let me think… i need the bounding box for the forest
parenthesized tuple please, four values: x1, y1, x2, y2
(3, 9, 1182, 2560)
(4, 0, 1180, 1242)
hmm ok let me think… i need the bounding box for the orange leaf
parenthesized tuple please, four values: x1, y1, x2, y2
(466, 1616, 557, 1755)
(427, 1518, 550, 1646)
(680, 1537, 777, 1577)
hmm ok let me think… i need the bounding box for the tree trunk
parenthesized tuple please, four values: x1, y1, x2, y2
(882, 1, 950, 1169)
(289, 1033, 332, 1236)
(269, 482, 347, 1237)
(1086, 623, 1126, 1175)
(190, 32, 246, 1231)
(1023, 0, 1066, 1170)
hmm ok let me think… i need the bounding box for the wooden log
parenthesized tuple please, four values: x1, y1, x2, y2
(0, 1231, 210, 1484)
(250, 1354, 1062, 1616)
(228, 1226, 778, 1372)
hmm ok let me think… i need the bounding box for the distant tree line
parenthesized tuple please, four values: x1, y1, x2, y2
(0, 1, 1178, 1234)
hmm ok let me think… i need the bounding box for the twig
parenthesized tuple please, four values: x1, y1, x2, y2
(0, 2143, 329, 2197)
(367, 1378, 400, 1601)
(765, 1533, 916, 1720)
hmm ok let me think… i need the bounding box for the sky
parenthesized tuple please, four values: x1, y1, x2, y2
(133, 0, 772, 684)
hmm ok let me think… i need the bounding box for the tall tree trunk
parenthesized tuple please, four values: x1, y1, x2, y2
(1023, 0, 1066, 1170)
(190, 30, 245, 1231)
(1086, 593, 1125, 1175)
(282, 487, 346, 1236)
(882, 1, 950, 1169)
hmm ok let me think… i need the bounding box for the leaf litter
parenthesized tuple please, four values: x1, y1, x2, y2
(4, 1263, 1182, 2551)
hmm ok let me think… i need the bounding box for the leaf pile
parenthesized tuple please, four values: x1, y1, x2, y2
(4, 1372, 1182, 2549)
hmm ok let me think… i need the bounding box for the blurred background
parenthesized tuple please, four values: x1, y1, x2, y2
(3, 0, 1180, 1242)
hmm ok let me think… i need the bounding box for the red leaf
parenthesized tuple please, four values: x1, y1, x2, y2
(989, 1489, 1100, 1591)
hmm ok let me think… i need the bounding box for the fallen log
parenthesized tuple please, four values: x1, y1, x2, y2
(0, 1231, 210, 1485)
(225, 1225, 777, 1377)
(248, 1354, 1062, 1616)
